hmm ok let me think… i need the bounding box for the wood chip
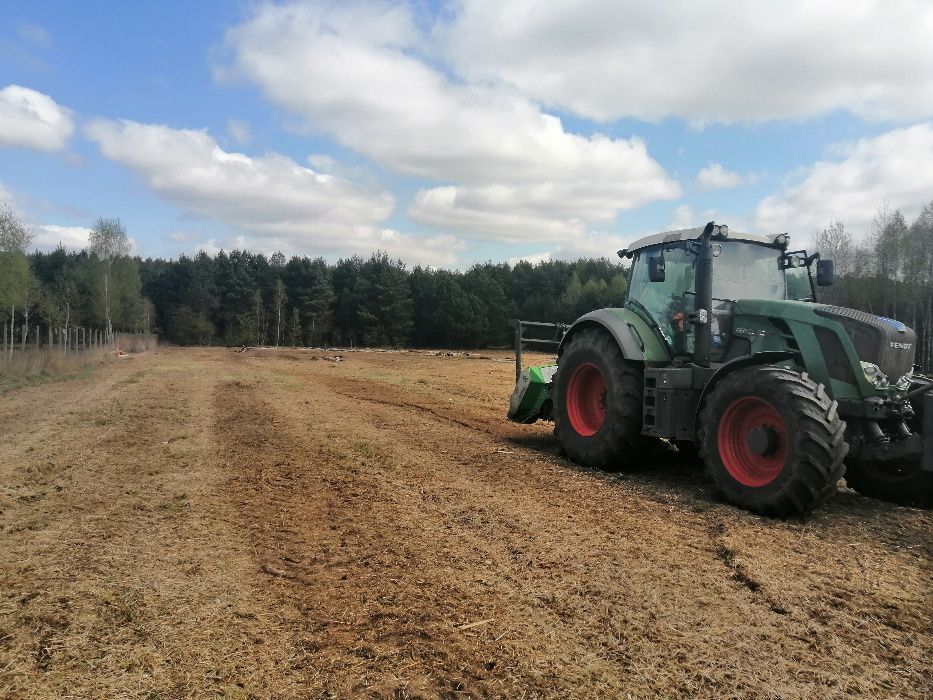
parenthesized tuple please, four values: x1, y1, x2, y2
(456, 618, 495, 631)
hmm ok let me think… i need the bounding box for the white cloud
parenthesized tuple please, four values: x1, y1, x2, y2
(227, 118, 251, 145)
(755, 123, 933, 238)
(31, 224, 92, 252)
(85, 118, 464, 265)
(17, 23, 53, 50)
(696, 163, 754, 191)
(507, 251, 552, 266)
(221, 1, 680, 242)
(670, 204, 695, 229)
(443, 0, 933, 123)
(193, 238, 223, 257)
(188, 229, 465, 267)
(0, 84, 74, 151)
(509, 230, 640, 266)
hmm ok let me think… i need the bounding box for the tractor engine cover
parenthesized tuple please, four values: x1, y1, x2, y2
(815, 305, 916, 382)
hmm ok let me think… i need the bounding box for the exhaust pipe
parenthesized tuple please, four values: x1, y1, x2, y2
(693, 221, 716, 368)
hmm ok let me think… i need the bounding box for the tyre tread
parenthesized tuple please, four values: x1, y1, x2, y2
(698, 365, 848, 516)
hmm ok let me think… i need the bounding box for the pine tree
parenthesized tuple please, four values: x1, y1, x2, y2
(289, 307, 302, 347)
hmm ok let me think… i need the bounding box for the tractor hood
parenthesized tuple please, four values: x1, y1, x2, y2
(814, 305, 916, 382)
(733, 299, 916, 385)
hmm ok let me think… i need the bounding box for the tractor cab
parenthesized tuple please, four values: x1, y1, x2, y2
(621, 227, 828, 361)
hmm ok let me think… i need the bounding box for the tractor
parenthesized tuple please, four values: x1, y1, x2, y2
(508, 222, 933, 516)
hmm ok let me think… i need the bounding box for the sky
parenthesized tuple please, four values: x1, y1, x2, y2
(1, 0, 932, 268)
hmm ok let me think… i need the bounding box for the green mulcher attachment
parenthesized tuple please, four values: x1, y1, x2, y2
(506, 320, 563, 424)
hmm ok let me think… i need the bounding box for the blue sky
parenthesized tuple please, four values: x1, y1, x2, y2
(1, 1, 931, 267)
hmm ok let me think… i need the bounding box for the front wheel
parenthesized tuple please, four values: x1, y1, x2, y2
(552, 328, 644, 469)
(844, 459, 933, 507)
(699, 366, 848, 516)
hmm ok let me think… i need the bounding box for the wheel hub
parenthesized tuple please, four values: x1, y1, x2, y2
(746, 425, 780, 456)
(717, 396, 788, 487)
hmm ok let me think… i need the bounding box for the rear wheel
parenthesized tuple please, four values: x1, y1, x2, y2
(553, 328, 643, 469)
(844, 459, 933, 507)
(699, 366, 848, 516)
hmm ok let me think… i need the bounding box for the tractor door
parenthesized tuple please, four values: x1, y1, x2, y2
(627, 246, 696, 357)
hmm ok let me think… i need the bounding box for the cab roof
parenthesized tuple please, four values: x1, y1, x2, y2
(621, 226, 785, 257)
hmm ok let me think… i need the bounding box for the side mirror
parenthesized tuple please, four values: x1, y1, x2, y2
(816, 259, 834, 286)
(648, 255, 666, 283)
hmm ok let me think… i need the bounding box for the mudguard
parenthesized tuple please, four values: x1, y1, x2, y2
(693, 350, 801, 434)
(558, 308, 670, 365)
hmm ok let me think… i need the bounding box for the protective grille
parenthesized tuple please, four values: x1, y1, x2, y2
(815, 306, 915, 380)
(813, 325, 858, 385)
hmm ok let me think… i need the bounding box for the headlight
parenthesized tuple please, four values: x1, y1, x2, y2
(860, 361, 889, 387)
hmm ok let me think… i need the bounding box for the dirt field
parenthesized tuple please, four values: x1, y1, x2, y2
(0, 347, 930, 699)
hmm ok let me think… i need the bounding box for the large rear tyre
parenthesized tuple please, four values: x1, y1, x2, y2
(553, 328, 643, 469)
(844, 459, 933, 507)
(698, 366, 848, 516)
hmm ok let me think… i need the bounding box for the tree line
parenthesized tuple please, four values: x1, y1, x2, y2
(813, 202, 933, 370)
(2, 199, 931, 369)
(1, 206, 148, 358)
(139, 250, 629, 348)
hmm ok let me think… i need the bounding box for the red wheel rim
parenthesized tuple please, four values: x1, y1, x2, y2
(717, 396, 788, 487)
(566, 363, 606, 436)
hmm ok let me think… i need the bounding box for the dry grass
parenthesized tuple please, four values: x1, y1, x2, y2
(0, 347, 930, 699)
(0, 347, 111, 393)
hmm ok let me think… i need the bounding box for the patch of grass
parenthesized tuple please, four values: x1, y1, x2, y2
(0, 349, 107, 395)
(352, 440, 391, 462)
(103, 588, 146, 625)
(157, 493, 189, 513)
(8, 516, 50, 533)
(113, 370, 148, 388)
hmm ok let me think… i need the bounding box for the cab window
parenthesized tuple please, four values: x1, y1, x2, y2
(627, 247, 696, 352)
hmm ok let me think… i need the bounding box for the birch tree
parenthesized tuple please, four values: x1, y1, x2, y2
(273, 278, 286, 347)
(0, 204, 33, 360)
(89, 217, 131, 337)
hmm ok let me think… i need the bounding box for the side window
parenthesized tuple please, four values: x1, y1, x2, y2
(786, 267, 811, 300)
(628, 247, 696, 352)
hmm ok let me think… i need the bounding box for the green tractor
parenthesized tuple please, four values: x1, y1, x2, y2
(508, 222, 933, 516)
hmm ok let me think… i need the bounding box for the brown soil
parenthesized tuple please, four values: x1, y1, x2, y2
(0, 347, 930, 699)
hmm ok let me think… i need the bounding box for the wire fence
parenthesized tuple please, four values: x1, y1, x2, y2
(1, 327, 158, 378)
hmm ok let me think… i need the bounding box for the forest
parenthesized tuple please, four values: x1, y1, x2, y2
(2, 201, 932, 369)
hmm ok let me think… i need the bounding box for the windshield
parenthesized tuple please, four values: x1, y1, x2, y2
(712, 241, 785, 301)
(627, 241, 787, 310)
